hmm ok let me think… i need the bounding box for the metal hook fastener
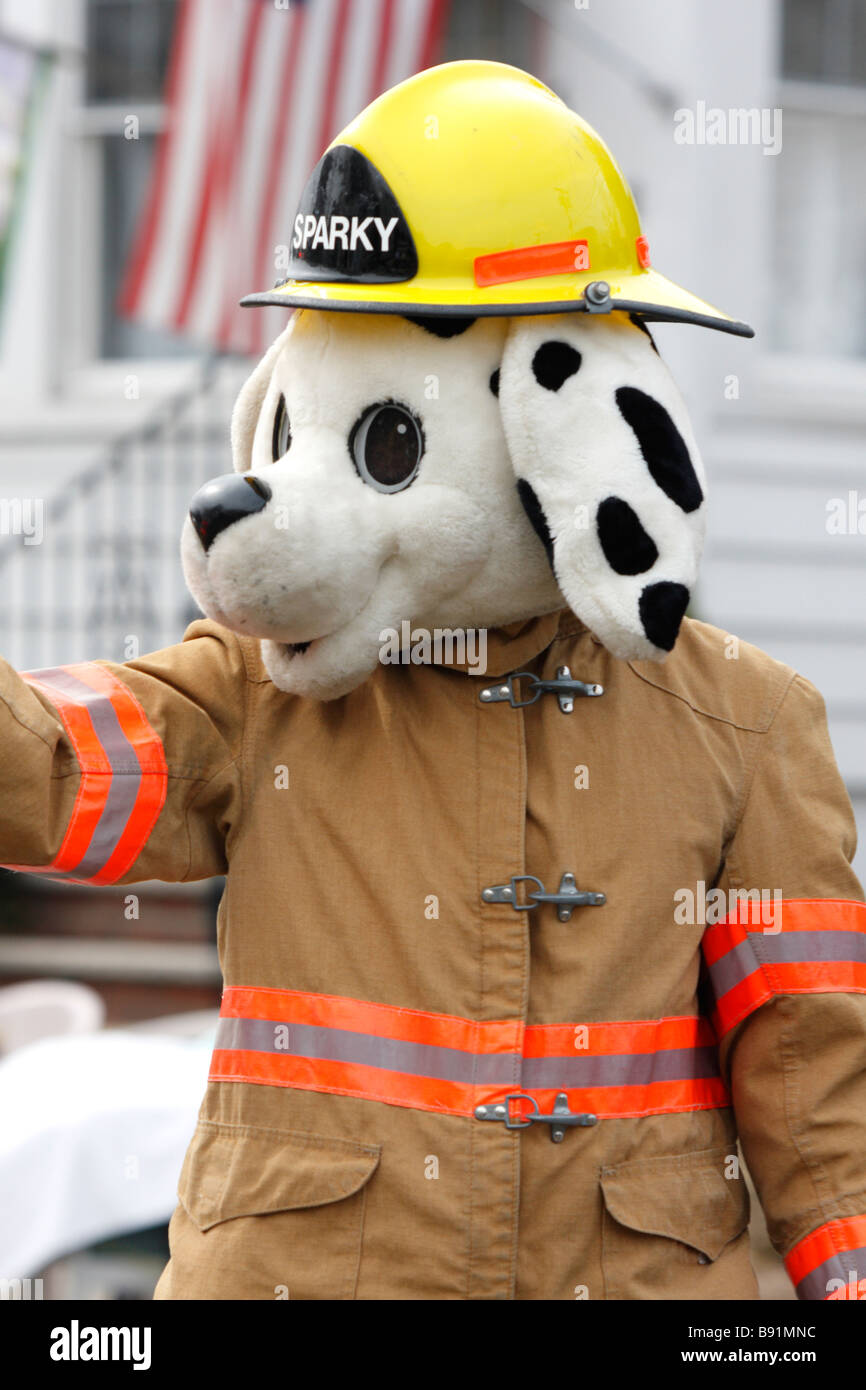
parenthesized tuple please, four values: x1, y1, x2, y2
(475, 1092, 599, 1143)
(479, 667, 603, 713)
(481, 875, 545, 911)
(532, 872, 606, 921)
(481, 872, 605, 921)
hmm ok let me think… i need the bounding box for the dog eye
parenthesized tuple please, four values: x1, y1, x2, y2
(271, 393, 291, 461)
(349, 403, 424, 492)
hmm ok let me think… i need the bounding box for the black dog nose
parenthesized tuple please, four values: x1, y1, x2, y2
(189, 473, 272, 551)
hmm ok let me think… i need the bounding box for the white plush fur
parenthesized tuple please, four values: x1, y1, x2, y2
(498, 313, 706, 662)
(181, 310, 561, 699)
(183, 307, 705, 698)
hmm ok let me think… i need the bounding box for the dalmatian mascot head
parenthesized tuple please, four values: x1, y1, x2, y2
(182, 61, 752, 701)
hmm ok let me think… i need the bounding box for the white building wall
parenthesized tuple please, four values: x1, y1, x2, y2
(539, 0, 866, 878)
(0, 0, 863, 875)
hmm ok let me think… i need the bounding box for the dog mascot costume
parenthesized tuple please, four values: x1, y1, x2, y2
(2, 63, 865, 1301)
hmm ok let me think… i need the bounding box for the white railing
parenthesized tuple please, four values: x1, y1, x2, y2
(0, 355, 247, 671)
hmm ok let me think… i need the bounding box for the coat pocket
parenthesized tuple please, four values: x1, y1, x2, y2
(600, 1147, 757, 1300)
(159, 1119, 381, 1301)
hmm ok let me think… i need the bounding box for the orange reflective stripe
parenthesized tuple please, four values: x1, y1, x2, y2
(1, 663, 167, 885)
(784, 1216, 866, 1300)
(713, 963, 866, 1039)
(23, 674, 113, 872)
(474, 238, 590, 287)
(220, 986, 522, 1054)
(523, 1014, 717, 1057)
(211, 989, 729, 1120)
(702, 898, 866, 967)
(208, 1049, 730, 1121)
(526, 1078, 730, 1121)
(702, 898, 866, 1038)
(64, 664, 168, 885)
(209, 1049, 488, 1116)
(68, 663, 168, 771)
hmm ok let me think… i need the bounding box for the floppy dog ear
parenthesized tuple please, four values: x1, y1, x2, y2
(230, 317, 294, 473)
(497, 313, 706, 661)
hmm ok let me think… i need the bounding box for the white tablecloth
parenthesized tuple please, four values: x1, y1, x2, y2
(0, 1025, 215, 1276)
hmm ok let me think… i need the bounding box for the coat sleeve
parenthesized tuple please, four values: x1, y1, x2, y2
(705, 671, 866, 1300)
(0, 619, 245, 885)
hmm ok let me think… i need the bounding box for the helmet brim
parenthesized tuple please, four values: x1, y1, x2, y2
(240, 266, 754, 338)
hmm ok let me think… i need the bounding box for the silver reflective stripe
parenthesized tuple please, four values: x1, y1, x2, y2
(27, 666, 143, 877)
(754, 930, 866, 965)
(215, 1018, 719, 1089)
(796, 1244, 866, 1301)
(522, 1045, 720, 1090)
(708, 929, 866, 999)
(215, 1016, 519, 1086)
(708, 938, 759, 999)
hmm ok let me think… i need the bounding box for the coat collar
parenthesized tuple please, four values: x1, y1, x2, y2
(434, 608, 584, 679)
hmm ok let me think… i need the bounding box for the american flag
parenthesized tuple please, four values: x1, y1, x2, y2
(119, 0, 449, 355)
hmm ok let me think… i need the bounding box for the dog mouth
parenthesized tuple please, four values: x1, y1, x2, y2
(284, 640, 312, 657)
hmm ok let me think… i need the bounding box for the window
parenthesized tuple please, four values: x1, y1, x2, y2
(782, 0, 866, 85)
(772, 0, 866, 356)
(81, 0, 191, 358)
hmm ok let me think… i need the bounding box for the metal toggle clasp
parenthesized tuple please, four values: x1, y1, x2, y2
(479, 666, 603, 713)
(481, 872, 605, 921)
(474, 1092, 599, 1143)
(481, 875, 545, 911)
(531, 872, 606, 921)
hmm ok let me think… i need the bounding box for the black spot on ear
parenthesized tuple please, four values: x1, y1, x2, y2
(628, 313, 659, 354)
(517, 479, 554, 566)
(489, 368, 500, 397)
(616, 386, 703, 513)
(639, 581, 690, 651)
(596, 496, 659, 575)
(532, 341, 581, 391)
(405, 314, 477, 338)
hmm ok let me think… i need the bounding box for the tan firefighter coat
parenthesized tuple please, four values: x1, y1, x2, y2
(1, 608, 865, 1301)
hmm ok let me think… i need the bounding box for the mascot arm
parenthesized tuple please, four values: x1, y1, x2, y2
(706, 673, 866, 1300)
(0, 619, 244, 886)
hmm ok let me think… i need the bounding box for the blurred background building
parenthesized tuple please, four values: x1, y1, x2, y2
(0, 0, 862, 1299)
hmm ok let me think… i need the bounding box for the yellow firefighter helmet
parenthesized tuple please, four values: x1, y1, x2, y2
(242, 59, 752, 337)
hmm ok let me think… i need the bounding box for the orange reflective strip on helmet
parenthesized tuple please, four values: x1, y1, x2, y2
(1, 664, 167, 885)
(474, 239, 590, 287)
(211, 988, 730, 1120)
(702, 898, 866, 1038)
(784, 1215, 866, 1301)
